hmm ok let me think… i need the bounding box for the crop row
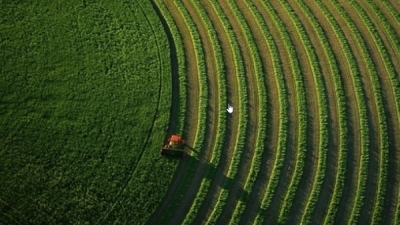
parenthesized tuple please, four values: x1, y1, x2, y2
(179, 0, 228, 223)
(332, 1, 390, 224)
(370, 1, 400, 53)
(365, 0, 400, 137)
(366, 1, 400, 100)
(249, 1, 308, 224)
(382, 0, 400, 29)
(241, 2, 290, 223)
(280, 1, 338, 223)
(204, 0, 249, 223)
(296, 1, 350, 224)
(151, 0, 187, 135)
(333, 2, 387, 223)
(379, 2, 400, 223)
(153, 1, 209, 223)
(349, 1, 397, 223)
(223, 0, 268, 224)
(296, 1, 351, 224)
(320, 1, 373, 224)
(239, 1, 290, 225)
(257, 2, 308, 224)
(280, 1, 330, 223)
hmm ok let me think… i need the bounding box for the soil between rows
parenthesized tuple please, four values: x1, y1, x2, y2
(346, 1, 400, 223)
(236, 1, 281, 224)
(250, 1, 300, 223)
(166, 1, 221, 224)
(146, 1, 201, 224)
(149, 1, 400, 224)
(191, 1, 241, 223)
(215, 1, 260, 223)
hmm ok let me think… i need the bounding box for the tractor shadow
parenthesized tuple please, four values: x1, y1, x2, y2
(183, 144, 198, 153)
(181, 145, 250, 206)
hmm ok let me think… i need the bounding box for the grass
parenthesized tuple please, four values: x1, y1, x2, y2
(0, 0, 176, 224)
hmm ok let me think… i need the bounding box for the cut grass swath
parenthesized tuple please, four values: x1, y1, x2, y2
(152, 0, 209, 223)
(223, 1, 268, 224)
(181, 0, 227, 223)
(296, 1, 349, 224)
(204, 0, 249, 223)
(252, 1, 309, 223)
(347, 1, 393, 223)
(331, 1, 389, 223)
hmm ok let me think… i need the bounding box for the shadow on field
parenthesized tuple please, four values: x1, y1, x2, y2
(184, 144, 250, 198)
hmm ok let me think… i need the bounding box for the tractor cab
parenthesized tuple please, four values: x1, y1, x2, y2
(160, 135, 185, 158)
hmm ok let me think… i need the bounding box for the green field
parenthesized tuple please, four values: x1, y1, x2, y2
(2, 0, 400, 224)
(0, 0, 178, 224)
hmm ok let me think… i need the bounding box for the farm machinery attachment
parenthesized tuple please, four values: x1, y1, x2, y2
(160, 135, 186, 158)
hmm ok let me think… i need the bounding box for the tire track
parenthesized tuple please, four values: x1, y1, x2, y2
(96, 2, 164, 223)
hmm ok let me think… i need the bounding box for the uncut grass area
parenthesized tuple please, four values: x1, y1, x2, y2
(0, 0, 177, 224)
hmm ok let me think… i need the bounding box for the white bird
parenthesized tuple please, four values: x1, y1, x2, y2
(227, 104, 233, 113)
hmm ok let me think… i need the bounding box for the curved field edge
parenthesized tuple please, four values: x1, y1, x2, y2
(0, 1, 176, 224)
(149, 1, 210, 224)
(143, 1, 398, 224)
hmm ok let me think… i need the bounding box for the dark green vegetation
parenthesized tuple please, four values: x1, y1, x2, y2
(0, 0, 177, 224)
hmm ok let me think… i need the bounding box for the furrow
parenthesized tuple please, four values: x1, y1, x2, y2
(153, 1, 208, 224)
(252, 1, 307, 224)
(234, 0, 284, 224)
(191, 0, 242, 223)
(216, 0, 264, 223)
(164, 0, 222, 224)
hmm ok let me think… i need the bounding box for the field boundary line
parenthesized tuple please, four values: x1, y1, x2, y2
(96, 2, 164, 224)
(145, 0, 189, 223)
(155, 0, 209, 223)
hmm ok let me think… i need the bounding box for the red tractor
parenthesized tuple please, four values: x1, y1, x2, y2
(160, 135, 185, 158)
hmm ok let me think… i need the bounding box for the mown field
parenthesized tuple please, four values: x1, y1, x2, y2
(2, 0, 400, 224)
(149, 0, 400, 224)
(0, 0, 179, 224)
